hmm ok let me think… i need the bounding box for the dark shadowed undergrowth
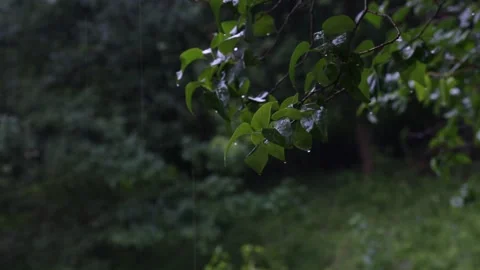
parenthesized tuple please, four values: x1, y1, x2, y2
(209, 160, 480, 270)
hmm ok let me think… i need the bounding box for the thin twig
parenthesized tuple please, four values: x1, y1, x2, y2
(400, 0, 446, 51)
(265, 0, 283, 14)
(358, 11, 401, 55)
(308, 0, 315, 45)
(325, 88, 347, 103)
(260, 0, 303, 60)
(300, 0, 368, 104)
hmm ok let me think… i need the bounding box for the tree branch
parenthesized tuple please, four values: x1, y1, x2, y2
(357, 11, 401, 55)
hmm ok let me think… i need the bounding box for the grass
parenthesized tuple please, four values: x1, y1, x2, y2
(219, 162, 480, 270)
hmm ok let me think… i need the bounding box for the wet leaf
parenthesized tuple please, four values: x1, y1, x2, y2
(185, 81, 203, 114)
(355, 40, 375, 53)
(293, 122, 312, 152)
(304, 72, 315, 93)
(322, 15, 356, 36)
(224, 122, 253, 163)
(251, 102, 274, 131)
(210, 0, 223, 30)
(178, 48, 205, 81)
(253, 13, 275, 36)
(313, 59, 330, 85)
(262, 128, 286, 146)
(273, 119, 293, 138)
(245, 144, 269, 174)
(239, 78, 250, 95)
(289, 41, 310, 88)
(280, 94, 299, 109)
(272, 108, 303, 120)
(265, 143, 285, 161)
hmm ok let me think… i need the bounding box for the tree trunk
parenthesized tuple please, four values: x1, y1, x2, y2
(344, 0, 375, 175)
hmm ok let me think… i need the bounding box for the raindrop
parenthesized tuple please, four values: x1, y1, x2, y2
(410, 90, 413, 94)
(234, 47, 238, 51)
(266, 33, 271, 36)
(307, 150, 311, 153)
(234, 142, 238, 146)
(176, 83, 180, 87)
(472, 13, 476, 16)
(283, 161, 287, 164)
(214, 110, 219, 114)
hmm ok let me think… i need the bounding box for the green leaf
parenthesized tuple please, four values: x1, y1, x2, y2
(266, 143, 285, 161)
(293, 123, 312, 152)
(280, 94, 299, 109)
(251, 102, 274, 131)
(221, 20, 238, 34)
(402, 61, 426, 86)
(322, 15, 356, 36)
(313, 59, 330, 85)
(393, 7, 411, 22)
(240, 108, 254, 123)
(373, 46, 394, 65)
(273, 119, 293, 141)
(245, 144, 269, 174)
(251, 132, 264, 145)
(204, 91, 229, 120)
(411, 61, 426, 85)
(413, 81, 428, 102)
(211, 33, 226, 48)
(342, 56, 368, 102)
(289, 41, 310, 88)
(324, 63, 339, 82)
(177, 48, 205, 81)
(347, 87, 370, 103)
(239, 78, 250, 95)
(253, 13, 276, 36)
(313, 107, 328, 142)
(358, 69, 373, 102)
(238, 0, 247, 14)
(364, 13, 382, 29)
(272, 108, 303, 120)
(355, 40, 375, 53)
(198, 66, 216, 90)
(304, 72, 315, 93)
(262, 128, 286, 146)
(224, 123, 253, 163)
(453, 153, 472, 165)
(210, 0, 223, 30)
(218, 34, 243, 54)
(185, 81, 203, 114)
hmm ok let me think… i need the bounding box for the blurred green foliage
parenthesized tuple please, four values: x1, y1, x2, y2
(210, 163, 480, 270)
